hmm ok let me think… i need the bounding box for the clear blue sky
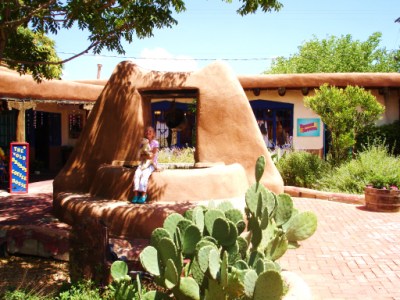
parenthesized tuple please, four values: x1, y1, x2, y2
(52, 0, 400, 80)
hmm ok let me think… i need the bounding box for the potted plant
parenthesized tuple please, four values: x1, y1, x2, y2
(364, 174, 400, 212)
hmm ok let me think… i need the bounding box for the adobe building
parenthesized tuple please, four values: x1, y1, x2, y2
(1, 63, 399, 173)
(0, 66, 103, 171)
(240, 73, 400, 157)
(48, 61, 400, 240)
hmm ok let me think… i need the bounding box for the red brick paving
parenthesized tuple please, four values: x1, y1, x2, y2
(1, 181, 399, 299)
(280, 198, 400, 300)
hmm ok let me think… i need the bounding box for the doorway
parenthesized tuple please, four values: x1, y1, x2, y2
(251, 100, 294, 149)
(26, 110, 61, 170)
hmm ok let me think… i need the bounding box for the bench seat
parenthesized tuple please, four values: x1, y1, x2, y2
(53, 163, 249, 239)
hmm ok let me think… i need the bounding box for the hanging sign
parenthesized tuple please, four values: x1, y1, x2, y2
(9, 142, 29, 193)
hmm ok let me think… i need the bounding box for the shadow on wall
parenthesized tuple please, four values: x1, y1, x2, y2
(53, 61, 283, 202)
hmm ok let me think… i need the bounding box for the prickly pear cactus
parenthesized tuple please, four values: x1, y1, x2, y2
(136, 155, 317, 300)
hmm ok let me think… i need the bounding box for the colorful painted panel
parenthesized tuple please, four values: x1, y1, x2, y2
(297, 118, 320, 137)
(9, 142, 29, 193)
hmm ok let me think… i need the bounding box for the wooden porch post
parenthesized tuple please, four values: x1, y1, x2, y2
(7, 101, 36, 142)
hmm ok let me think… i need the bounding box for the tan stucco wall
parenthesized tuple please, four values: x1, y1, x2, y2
(54, 61, 284, 199)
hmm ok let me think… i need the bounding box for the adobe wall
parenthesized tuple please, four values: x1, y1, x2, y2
(53, 61, 283, 199)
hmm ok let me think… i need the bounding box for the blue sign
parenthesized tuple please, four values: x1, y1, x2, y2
(297, 118, 321, 137)
(10, 142, 29, 193)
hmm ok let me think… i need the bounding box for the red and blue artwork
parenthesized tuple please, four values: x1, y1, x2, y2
(10, 142, 29, 193)
(297, 118, 320, 137)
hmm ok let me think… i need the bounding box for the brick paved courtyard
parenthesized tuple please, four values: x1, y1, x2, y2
(1, 181, 399, 299)
(280, 198, 400, 300)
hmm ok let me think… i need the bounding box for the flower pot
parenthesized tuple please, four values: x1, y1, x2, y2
(364, 187, 400, 212)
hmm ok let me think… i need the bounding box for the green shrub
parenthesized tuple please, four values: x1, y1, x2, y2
(55, 281, 104, 300)
(356, 120, 400, 155)
(3, 290, 45, 300)
(317, 142, 400, 193)
(276, 151, 329, 188)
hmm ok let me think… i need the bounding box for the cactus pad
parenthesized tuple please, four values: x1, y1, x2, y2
(285, 211, 318, 242)
(244, 269, 258, 298)
(255, 155, 266, 183)
(208, 248, 220, 280)
(204, 209, 225, 235)
(192, 206, 205, 234)
(140, 246, 161, 276)
(176, 218, 193, 236)
(211, 217, 230, 244)
(253, 270, 283, 300)
(150, 227, 171, 248)
(197, 245, 215, 273)
(275, 193, 293, 226)
(265, 231, 288, 261)
(110, 260, 128, 281)
(165, 258, 179, 289)
(159, 237, 181, 272)
(163, 213, 184, 237)
(183, 224, 202, 256)
(176, 277, 200, 300)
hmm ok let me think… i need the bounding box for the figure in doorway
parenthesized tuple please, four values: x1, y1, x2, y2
(132, 126, 159, 204)
(258, 120, 270, 148)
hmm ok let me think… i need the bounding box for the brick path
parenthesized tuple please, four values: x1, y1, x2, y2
(280, 198, 400, 300)
(1, 181, 399, 299)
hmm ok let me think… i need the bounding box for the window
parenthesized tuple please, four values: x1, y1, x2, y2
(251, 100, 293, 148)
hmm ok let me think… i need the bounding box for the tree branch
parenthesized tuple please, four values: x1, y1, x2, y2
(1, 41, 99, 66)
(0, 0, 58, 30)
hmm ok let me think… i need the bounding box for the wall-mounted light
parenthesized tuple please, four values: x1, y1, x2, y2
(154, 110, 161, 115)
(253, 88, 261, 96)
(301, 87, 309, 96)
(278, 87, 286, 96)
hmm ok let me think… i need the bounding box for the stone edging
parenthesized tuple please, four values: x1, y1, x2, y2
(284, 186, 365, 205)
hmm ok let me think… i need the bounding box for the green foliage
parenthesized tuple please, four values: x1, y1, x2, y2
(1, 0, 283, 81)
(56, 281, 103, 300)
(3, 290, 46, 300)
(158, 147, 195, 164)
(305, 84, 384, 166)
(266, 32, 400, 74)
(356, 121, 400, 156)
(317, 142, 400, 193)
(137, 155, 317, 299)
(276, 151, 330, 188)
(3, 26, 63, 82)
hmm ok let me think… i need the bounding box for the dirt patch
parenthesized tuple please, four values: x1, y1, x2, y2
(0, 255, 69, 298)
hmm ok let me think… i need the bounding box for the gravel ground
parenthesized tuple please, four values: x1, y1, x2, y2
(0, 255, 70, 298)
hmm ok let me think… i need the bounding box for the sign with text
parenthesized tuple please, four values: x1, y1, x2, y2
(297, 118, 321, 137)
(9, 142, 29, 193)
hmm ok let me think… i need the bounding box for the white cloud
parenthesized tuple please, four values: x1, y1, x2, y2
(135, 48, 199, 72)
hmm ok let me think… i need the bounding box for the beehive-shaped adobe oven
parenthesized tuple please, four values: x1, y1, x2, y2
(53, 61, 283, 239)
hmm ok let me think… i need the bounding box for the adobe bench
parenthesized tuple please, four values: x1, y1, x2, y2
(53, 162, 249, 240)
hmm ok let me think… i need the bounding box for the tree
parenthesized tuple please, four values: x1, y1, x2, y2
(0, 0, 283, 81)
(265, 32, 400, 74)
(304, 84, 385, 166)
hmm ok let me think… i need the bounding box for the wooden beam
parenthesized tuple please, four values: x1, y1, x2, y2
(7, 101, 36, 142)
